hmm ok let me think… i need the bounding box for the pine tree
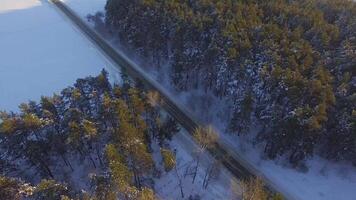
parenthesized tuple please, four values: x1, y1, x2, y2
(90, 175, 116, 200)
(33, 179, 70, 200)
(192, 126, 218, 183)
(114, 99, 154, 188)
(138, 188, 156, 200)
(0, 71, 166, 199)
(241, 177, 268, 200)
(158, 116, 180, 144)
(105, 144, 132, 191)
(0, 176, 23, 200)
(102, 0, 356, 165)
(161, 148, 176, 172)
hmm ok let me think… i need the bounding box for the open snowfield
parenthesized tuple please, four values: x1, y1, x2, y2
(0, 0, 120, 111)
(34, 1, 356, 200)
(62, 0, 107, 17)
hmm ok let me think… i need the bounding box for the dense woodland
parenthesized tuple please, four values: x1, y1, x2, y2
(0, 71, 183, 199)
(103, 0, 356, 166)
(0, 71, 278, 199)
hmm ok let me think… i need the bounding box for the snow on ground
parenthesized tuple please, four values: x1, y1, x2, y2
(61, 0, 107, 17)
(0, 0, 41, 13)
(60, 1, 356, 200)
(0, 0, 120, 112)
(219, 133, 356, 200)
(153, 126, 239, 200)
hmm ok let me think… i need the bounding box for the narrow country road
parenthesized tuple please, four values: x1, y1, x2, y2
(49, 0, 295, 199)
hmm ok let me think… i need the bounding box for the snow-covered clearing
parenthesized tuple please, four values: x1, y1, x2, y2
(62, 0, 107, 18)
(59, 0, 356, 199)
(154, 127, 239, 200)
(0, 0, 120, 112)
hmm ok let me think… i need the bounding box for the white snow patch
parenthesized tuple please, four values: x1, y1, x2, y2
(219, 133, 356, 200)
(154, 129, 239, 200)
(61, 0, 107, 17)
(0, 0, 41, 13)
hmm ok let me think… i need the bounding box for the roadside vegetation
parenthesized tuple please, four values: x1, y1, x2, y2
(0, 69, 284, 199)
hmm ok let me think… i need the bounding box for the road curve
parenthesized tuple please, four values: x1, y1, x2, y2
(49, 0, 293, 199)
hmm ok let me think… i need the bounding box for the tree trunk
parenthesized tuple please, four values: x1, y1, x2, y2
(174, 165, 184, 199)
(202, 165, 211, 189)
(192, 155, 201, 183)
(61, 154, 73, 171)
(88, 153, 97, 169)
(133, 169, 141, 189)
(95, 146, 103, 167)
(39, 159, 54, 179)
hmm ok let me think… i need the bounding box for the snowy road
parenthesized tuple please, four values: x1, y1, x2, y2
(58, 0, 356, 199)
(49, 0, 292, 199)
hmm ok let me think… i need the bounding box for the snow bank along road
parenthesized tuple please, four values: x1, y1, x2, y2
(49, 0, 294, 199)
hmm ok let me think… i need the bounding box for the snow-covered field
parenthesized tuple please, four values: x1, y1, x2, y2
(0, 0, 119, 111)
(62, 0, 107, 17)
